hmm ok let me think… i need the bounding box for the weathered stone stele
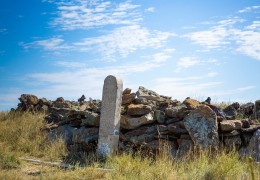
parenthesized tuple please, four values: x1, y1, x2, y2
(184, 105, 219, 150)
(97, 75, 123, 157)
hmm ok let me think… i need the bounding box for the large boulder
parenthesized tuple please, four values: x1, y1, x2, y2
(120, 112, 155, 129)
(127, 104, 152, 116)
(72, 127, 99, 144)
(248, 129, 260, 162)
(47, 124, 74, 145)
(183, 105, 219, 150)
(219, 120, 242, 132)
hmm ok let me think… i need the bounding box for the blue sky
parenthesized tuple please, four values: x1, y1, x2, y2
(0, 0, 260, 110)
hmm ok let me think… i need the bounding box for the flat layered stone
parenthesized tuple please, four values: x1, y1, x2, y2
(220, 120, 242, 132)
(167, 121, 188, 135)
(127, 104, 152, 116)
(120, 112, 155, 130)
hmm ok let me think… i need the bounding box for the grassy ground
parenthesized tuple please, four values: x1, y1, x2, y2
(0, 111, 259, 179)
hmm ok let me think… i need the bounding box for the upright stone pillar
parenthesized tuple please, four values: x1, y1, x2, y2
(97, 75, 123, 157)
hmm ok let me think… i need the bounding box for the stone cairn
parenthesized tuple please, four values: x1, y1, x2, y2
(16, 85, 260, 161)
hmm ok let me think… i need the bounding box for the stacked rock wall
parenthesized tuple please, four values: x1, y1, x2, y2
(15, 86, 260, 161)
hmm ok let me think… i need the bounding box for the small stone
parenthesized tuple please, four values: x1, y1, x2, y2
(154, 110, 166, 124)
(123, 88, 131, 95)
(127, 104, 152, 116)
(220, 120, 242, 132)
(122, 93, 136, 105)
(183, 98, 200, 109)
(223, 103, 239, 119)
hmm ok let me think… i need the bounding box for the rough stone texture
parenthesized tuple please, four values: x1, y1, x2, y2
(220, 120, 242, 132)
(165, 105, 188, 119)
(224, 136, 241, 150)
(177, 139, 194, 156)
(120, 112, 155, 130)
(81, 111, 100, 126)
(72, 127, 99, 144)
(223, 103, 239, 119)
(123, 88, 131, 95)
(184, 105, 219, 150)
(206, 104, 226, 118)
(127, 104, 152, 116)
(122, 93, 136, 105)
(255, 100, 260, 118)
(136, 86, 161, 101)
(240, 102, 254, 117)
(154, 110, 166, 124)
(248, 129, 260, 162)
(97, 75, 123, 157)
(47, 124, 74, 145)
(124, 125, 157, 144)
(167, 121, 188, 135)
(183, 98, 200, 109)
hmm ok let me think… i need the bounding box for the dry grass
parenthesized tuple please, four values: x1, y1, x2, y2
(0, 111, 259, 179)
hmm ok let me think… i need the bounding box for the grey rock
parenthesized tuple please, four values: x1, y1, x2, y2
(165, 105, 188, 119)
(47, 124, 74, 145)
(154, 110, 166, 124)
(220, 120, 242, 132)
(120, 112, 155, 130)
(81, 111, 100, 126)
(72, 127, 99, 144)
(248, 129, 260, 162)
(127, 104, 152, 116)
(184, 105, 219, 150)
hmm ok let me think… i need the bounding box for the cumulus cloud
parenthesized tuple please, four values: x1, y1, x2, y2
(73, 25, 176, 60)
(185, 16, 260, 60)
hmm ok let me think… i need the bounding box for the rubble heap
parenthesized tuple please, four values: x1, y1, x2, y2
(16, 86, 260, 161)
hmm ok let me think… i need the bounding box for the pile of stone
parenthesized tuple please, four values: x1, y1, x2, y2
(16, 86, 260, 161)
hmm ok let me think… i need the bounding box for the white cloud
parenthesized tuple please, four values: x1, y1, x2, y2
(185, 17, 260, 60)
(185, 26, 230, 49)
(177, 57, 200, 68)
(237, 86, 255, 92)
(231, 29, 260, 60)
(48, 0, 142, 30)
(145, 7, 155, 12)
(21, 37, 71, 51)
(74, 25, 176, 60)
(55, 61, 86, 68)
(238, 6, 260, 13)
